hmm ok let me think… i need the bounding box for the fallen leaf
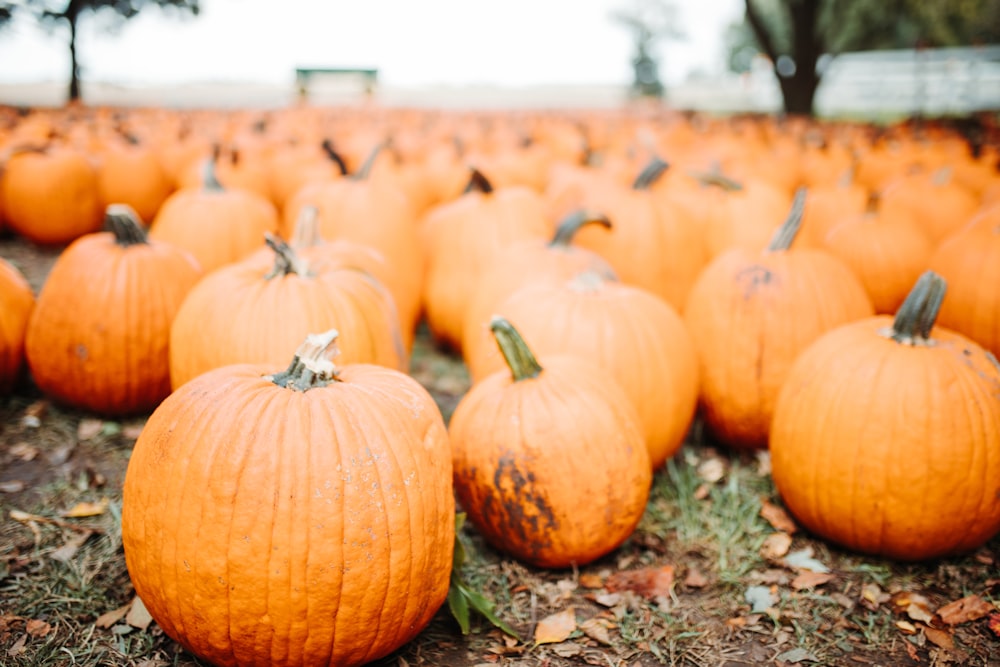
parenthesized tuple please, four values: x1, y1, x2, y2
(683, 567, 708, 589)
(605, 565, 675, 600)
(760, 498, 798, 534)
(96, 602, 133, 629)
(987, 613, 1000, 638)
(126, 596, 154, 631)
(533, 607, 576, 645)
(860, 582, 890, 610)
(760, 532, 793, 560)
(123, 423, 146, 440)
(50, 529, 95, 562)
(0, 481, 26, 493)
(25, 619, 51, 638)
(696, 457, 726, 484)
(782, 548, 830, 573)
(77, 418, 104, 441)
(895, 620, 918, 635)
(891, 591, 934, 624)
(578, 573, 603, 589)
(904, 640, 919, 661)
(9, 443, 38, 461)
(791, 571, 836, 591)
(744, 585, 777, 613)
(775, 647, 818, 663)
(693, 483, 711, 500)
(22, 400, 47, 427)
(551, 641, 582, 658)
(6, 632, 27, 657)
(590, 592, 622, 607)
(578, 618, 612, 645)
(61, 498, 110, 518)
(936, 594, 995, 625)
(923, 625, 954, 650)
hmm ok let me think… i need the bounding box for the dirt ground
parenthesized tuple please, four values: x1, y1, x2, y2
(1, 234, 999, 667)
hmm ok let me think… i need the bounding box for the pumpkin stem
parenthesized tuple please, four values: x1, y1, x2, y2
(489, 316, 542, 382)
(264, 232, 312, 279)
(104, 204, 149, 246)
(766, 188, 808, 252)
(549, 210, 612, 247)
(687, 167, 744, 192)
(320, 139, 350, 176)
(886, 271, 947, 345)
(463, 167, 494, 195)
(353, 142, 384, 181)
(289, 205, 323, 249)
(632, 157, 670, 190)
(266, 330, 341, 390)
(200, 156, 225, 192)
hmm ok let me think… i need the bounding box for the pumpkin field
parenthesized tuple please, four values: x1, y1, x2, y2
(1, 101, 999, 667)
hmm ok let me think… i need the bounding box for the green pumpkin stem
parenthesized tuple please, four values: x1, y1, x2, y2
(766, 187, 808, 252)
(320, 139, 350, 176)
(687, 168, 744, 192)
(266, 330, 341, 390)
(104, 204, 149, 246)
(549, 210, 612, 247)
(463, 167, 494, 195)
(887, 271, 947, 345)
(353, 143, 384, 180)
(201, 156, 225, 192)
(489, 316, 542, 382)
(632, 157, 670, 190)
(289, 205, 322, 249)
(264, 232, 311, 279)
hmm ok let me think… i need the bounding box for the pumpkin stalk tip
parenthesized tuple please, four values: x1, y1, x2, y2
(104, 204, 150, 246)
(549, 210, 612, 247)
(264, 232, 311, 279)
(489, 316, 543, 382)
(885, 271, 947, 346)
(267, 329, 342, 390)
(766, 187, 808, 252)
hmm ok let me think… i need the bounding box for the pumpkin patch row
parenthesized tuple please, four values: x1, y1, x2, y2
(1, 103, 999, 665)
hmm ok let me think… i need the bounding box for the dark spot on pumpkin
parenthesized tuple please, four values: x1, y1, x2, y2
(75, 344, 88, 361)
(736, 265, 775, 299)
(490, 455, 558, 560)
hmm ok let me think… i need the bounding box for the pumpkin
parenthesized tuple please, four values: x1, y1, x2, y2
(149, 158, 279, 273)
(464, 271, 698, 470)
(0, 257, 35, 394)
(24, 205, 202, 415)
(450, 316, 651, 568)
(420, 167, 552, 350)
(928, 202, 1000, 357)
(770, 271, 1000, 561)
(0, 144, 104, 245)
(122, 330, 454, 666)
(169, 234, 406, 389)
(683, 189, 875, 449)
(96, 132, 175, 223)
(879, 167, 979, 245)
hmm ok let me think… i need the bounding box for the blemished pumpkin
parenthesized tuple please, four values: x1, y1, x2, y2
(122, 330, 455, 667)
(683, 189, 875, 450)
(450, 316, 651, 568)
(169, 234, 406, 389)
(24, 205, 202, 415)
(770, 271, 1000, 561)
(0, 256, 35, 394)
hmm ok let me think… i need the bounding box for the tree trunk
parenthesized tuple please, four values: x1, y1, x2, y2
(777, 65, 820, 116)
(68, 13, 80, 102)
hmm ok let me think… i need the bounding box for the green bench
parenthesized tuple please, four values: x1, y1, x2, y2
(294, 67, 379, 100)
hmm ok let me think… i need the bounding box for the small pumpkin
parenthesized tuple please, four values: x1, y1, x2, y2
(123, 329, 455, 666)
(770, 272, 1000, 561)
(25, 205, 202, 415)
(0, 257, 35, 394)
(450, 316, 651, 568)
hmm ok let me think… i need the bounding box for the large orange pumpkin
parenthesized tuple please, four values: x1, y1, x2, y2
(770, 271, 1000, 561)
(450, 316, 650, 568)
(122, 330, 455, 666)
(0, 257, 35, 394)
(25, 205, 202, 415)
(683, 190, 875, 449)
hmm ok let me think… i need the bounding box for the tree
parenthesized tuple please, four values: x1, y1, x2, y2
(611, 0, 685, 99)
(732, 0, 1000, 116)
(0, 0, 200, 103)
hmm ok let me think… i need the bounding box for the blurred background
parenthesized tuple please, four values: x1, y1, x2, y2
(0, 0, 998, 117)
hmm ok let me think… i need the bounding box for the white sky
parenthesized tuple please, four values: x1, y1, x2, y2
(0, 0, 743, 88)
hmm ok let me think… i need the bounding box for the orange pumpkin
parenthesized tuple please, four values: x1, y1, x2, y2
(123, 330, 454, 666)
(683, 190, 875, 449)
(95, 133, 175, 223)
(0, 257, 35, 394)
(770, 272, 1000, 561)
(450, 316, 650, 568)
(25, 205, 202, 415)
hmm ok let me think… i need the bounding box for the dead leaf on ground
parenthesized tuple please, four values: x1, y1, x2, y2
(791, 571, 836, 591)
(77, 418, 104, 441)
(25, 619, 51, 638)
(604, 564, 675, 600)
(578, 617, 613, 645)
(891, 591, 934, 624)
(987, 613, 1000, 638)
(126, 596, 154, 631)
(760, 532, 793, 560)
(697, 457, 726, 484)
(6, 632, 27, 657)
(533, 607, 576, 645)
(922, 625, 954, 650)
(8, 443, 38, 461)
(683, 567, 708, 588)
(22, 400, 48, 427)
(122, 423, 146, 440)
(578, 573, 603, 589)
(896, 620, 918, 635)
(781, 547, 830, 573)
(936, 594, 995, 625)
(760, 498, 798, 534)
(0, 480, 26, 493)
(745, 585, 777, 613)
(50, 529, 96, 562)
(590, 592, 622, 607)
(96, 602, 134, 629)
(775, 647, 818, 663)
(860, 582, 891, 611)
(61, 497, 110, 518)
(551, 641, 582, 658)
